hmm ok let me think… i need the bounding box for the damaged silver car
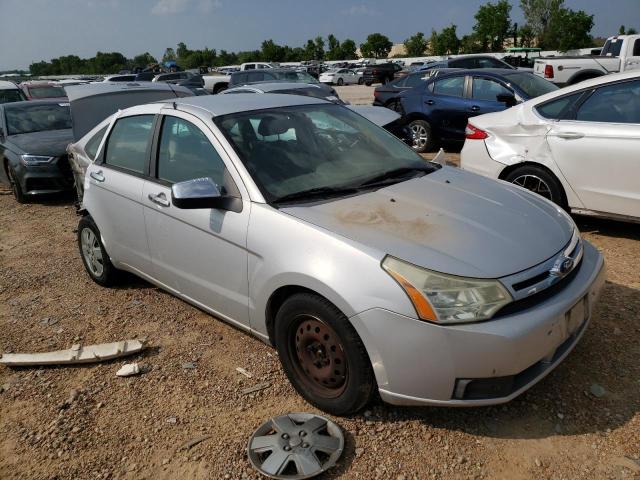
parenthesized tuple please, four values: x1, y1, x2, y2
(76, 94, 605, 415)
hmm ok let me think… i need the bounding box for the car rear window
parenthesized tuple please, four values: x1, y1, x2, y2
(27, 86, 66, 98)
(0, 89, 25, 103)
(5, 103, 71, 135)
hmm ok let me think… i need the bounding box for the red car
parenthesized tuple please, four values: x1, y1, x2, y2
(20, 81, 68, 101)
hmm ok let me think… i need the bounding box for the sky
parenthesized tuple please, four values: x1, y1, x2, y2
(1, 0, 639, 70)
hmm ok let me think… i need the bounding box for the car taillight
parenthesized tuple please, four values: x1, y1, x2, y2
(465, 123, 488, 140)
(373, 90, 380, 97)
(544, 64, 554, 78)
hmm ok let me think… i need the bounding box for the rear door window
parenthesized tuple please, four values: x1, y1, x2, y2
(471, 77, 511, 101)
(433, 76, 465, 97)
(534, 92, 584, 119)
(405, 74, 426, 88)
(575, 80, 640, 124)
(104, 115, 154, 174)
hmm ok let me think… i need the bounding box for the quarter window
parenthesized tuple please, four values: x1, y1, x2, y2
(85, 126, 108, 160)
(433, 76, 465, 97)
(534, 92, 583, 120)
(576, 80, 640, 123)
(104, 115, 154, 174)
(157, 116, 226, 186)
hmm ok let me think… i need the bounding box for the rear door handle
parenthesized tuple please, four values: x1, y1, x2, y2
(89, 170, 105, 182)
(148, 192, 170, 207)
(555, 132, 584, 140)
(425, 99, 435, 105)
(470, 105, 480, 112)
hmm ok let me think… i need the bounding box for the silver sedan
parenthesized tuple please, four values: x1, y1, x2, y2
(76, 94, 605, 415)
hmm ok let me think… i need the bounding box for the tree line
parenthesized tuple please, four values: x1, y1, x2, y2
(28, 0, 636, 76)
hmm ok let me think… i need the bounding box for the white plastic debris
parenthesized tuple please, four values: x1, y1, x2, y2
(235, 367, 252, 378)
(0, 339, 147, 367)
(116, 363, 140, 377)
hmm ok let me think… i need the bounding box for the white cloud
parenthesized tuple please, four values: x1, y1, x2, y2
(151, 0, 220, 15)
(343, 4, 380, 16)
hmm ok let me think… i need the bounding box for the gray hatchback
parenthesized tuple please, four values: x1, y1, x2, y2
(76, 94, 605, 415)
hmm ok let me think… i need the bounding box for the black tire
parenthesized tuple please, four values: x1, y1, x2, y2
(337, 77, 344, 86)
(6, 164, 26, 204)
(382, 76, 389, 85)
(358, 77, 364, 85)
(408, 119, 435, 153)
(385, 99, 402, 114)
(365, 81, 372, 86)
(77, 216, 120, 286)
(504, 165, 566, 208)
(213, 83, 228, 94)
(274, 293, 376, 416)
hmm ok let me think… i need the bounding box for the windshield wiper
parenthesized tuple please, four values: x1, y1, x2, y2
(357, 165, 435, 188)
(272, 185, 360, 205)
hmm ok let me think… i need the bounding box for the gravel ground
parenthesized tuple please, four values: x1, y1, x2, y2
(0, 177, 639, 480)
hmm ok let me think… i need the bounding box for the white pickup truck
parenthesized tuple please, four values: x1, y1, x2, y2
(202, 74, 231, 94)
(534, 34, 640, 86)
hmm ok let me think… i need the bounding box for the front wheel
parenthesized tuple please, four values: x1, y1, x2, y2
(6, 165, 26, 203)
(504, 165, 566, 207)
(77, 216, 120, 286)
(408, 119, 435, 153)
(358, 77, 364, 85)
(274, 293, 376, 416)
(337, 77, 344, 86)
(365, 81, 372, 86)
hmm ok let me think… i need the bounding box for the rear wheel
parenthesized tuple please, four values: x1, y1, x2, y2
(386, 99, 402, 114)
(337, 77, 344, 86)
(504, 165, 566, 207)
(6, 164, 26, 204)
(77, 216, 120, 286)
(274, 293, 375, 416)
(358, 77, 364, 85)
(408, 119, 435, 153)
(365, 81, 372, 86)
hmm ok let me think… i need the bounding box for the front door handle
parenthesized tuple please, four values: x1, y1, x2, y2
(555, 132, 584, 140)
(470, 105, 480, 112)
(90, 170, 105, 182)
(425, 99, 435, 105)
(148, 192, 170, 207)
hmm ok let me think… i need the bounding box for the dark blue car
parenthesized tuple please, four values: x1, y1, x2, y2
(399, 69, 558, 152)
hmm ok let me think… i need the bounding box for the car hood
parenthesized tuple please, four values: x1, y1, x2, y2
(281, 167, 574, 278)
(7, 129, 74, 157)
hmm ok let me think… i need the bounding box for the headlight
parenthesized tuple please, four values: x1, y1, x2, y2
(21, 155, 55, 166)
(382, 256, 512, 324)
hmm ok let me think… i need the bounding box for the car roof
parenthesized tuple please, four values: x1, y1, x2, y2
(434, 68, 527, 78)
(1, 99, 69, 110)
(0, 80, 19, 89)
(65, 81, 191, 101)
(169, 92, 328, 116)
(226, 82, 321, 93)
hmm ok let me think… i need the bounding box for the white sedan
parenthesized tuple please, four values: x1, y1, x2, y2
(319, 69, 362, 86)
(461, 70, 640, 223)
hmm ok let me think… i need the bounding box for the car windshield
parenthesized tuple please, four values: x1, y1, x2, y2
(273, 71, 319, 84)
(504, 72, 558, 98)
(5, 103, 72, 135)
(0, 89, 26, 103)
(216, 104, 436, 203)
(27, 86, 67, 98)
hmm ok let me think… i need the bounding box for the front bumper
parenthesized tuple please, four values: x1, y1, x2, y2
(350, 240, 605, 406)
(17, 160, 73, 195)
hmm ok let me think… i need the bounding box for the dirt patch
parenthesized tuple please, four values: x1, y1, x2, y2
(336, 204, 431, 242)
(0, 188, 639, 480)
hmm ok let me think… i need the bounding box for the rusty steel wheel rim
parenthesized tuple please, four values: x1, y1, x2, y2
(289, 315, 348, 399)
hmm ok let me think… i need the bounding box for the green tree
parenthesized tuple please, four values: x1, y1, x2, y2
(438, 25, 461, 55)
(162, 48, 177, 64)
(518, 24, 536, 47)
(132, 52, 157, 69)
(545, 8, 594, 51)
(261, 39, 284, 62)
(303, 39, 316, 61)
(314, 36, 325, 60)
(404, 32, 428, 57)
(176, 42, 190, 60)
(520, 0, 563, 47)
(340, 39, 358, 59)
(360, 33, 393, 58)
(326, 34, 341, 60)
(459, 34, 483, 53)
(473, 0, 512, 52)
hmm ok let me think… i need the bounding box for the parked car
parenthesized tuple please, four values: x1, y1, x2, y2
(202, 73, 231, 94)
(153, 71, 208, 95)
(240, 62, 277, 71)
(399, 69, 558, 152)
(362, 62, 403, 85)
(229, 68, 320, 87)
(461, 71, 640, 223)
(426, 55, 518, 71)
(65, 82, 194, 202)
(0, 101, 74, 202)
(102, 74, 138, 82)
(222, 82, 343, 104)
(373, 69, 460, 111)
(0, 81, 27, 103)
(19, 81, 68, 100)
(76, 93, 604, 415)
(533, 34, 640, 86)
(319, 68, 363, 85)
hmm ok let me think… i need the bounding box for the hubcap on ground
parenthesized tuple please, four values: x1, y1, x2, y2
(512, 174, 552, 200)
(247, 413, 344, 479)
(410, 123, 429, 149)
(81, 228, 104, 277)
(290, 316, 347, 399)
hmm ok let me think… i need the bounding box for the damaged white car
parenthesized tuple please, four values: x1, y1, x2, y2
(461, 71, 640, 222)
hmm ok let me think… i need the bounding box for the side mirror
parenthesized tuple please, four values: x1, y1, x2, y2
(171, 177, 242, 212)
(496, 93, 517, 107)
